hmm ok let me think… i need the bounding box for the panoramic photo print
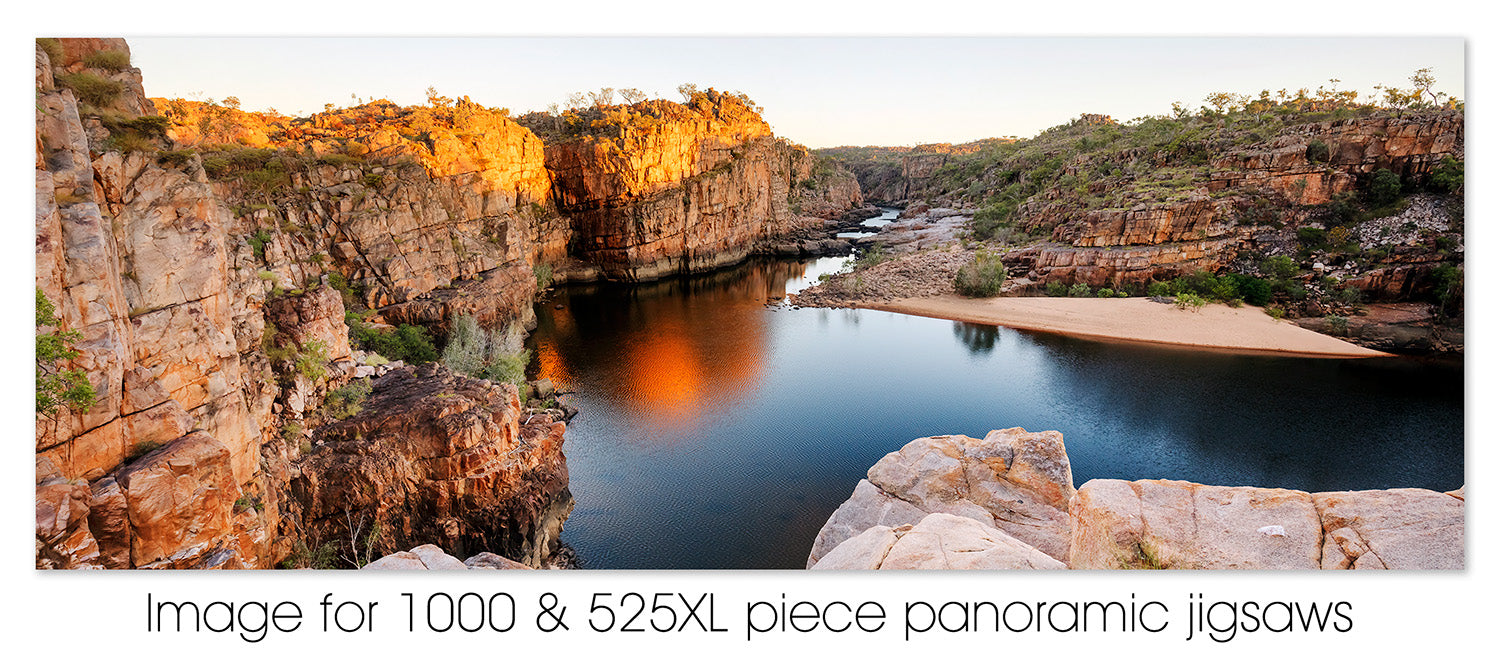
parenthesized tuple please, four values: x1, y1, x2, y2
(34, 36, 1463, 571)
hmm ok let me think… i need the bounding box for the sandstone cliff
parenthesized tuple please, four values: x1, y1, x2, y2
(35, 38, 862, 569)
(810, 429, 1464, 570)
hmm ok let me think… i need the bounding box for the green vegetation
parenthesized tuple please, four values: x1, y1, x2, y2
(1369, 169, 1403, 206)
(83, 49, 131, 71)
(346, 313, 438, 364)
(322, 379, 372, 420)
(247, 229, 272, 262)
(534, 262, 553, 290)
(1068, 283, 1092, 298)
(36, 38, 63, 61)
(1305, 139, 1330, 164)
(440, 314, 529, 388)
(36, 289, 96, 417)
(1045, 281, 1068, 297)
(295, 340, 330, 381)
(953, 250, 1008, 297)
(1173, 292, 1208, 311)
(56, 72, 124, 107)
(853, 243, 891, 270)
(1430, 156, 1463, 193)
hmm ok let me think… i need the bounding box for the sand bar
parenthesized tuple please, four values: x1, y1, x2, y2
(863, 295, 1391, 357)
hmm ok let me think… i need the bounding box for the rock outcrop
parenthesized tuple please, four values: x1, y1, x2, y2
(810, 428, 1464, 570)
(808, 429, 1076, 566)
(287, 364, 571, 568)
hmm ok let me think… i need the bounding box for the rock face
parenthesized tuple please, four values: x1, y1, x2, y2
(37, 38, 861, 569)
(546, 92, 853, 280)
(810, 428, 1464, 570)
(287, 364, 571, 568)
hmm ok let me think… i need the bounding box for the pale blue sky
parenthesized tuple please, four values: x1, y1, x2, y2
(124, 36, 1463, 149)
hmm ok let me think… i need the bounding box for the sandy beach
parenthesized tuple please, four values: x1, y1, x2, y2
(862, 295, 1391, 357)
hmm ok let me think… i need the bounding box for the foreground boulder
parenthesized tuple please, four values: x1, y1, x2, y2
(811, 513, 1065, 570)
(362, 544, 531, 570)
(811, 428, 1464, 570)
(808, 428, 1075, 567)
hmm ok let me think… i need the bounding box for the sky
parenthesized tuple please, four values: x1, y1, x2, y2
(126, 36, 1465, 149)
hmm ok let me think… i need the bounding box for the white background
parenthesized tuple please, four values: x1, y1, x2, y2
(6, 2, 1489, 658)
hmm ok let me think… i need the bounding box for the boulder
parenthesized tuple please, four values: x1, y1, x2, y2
(811, 513, 1065, 570)
(1068, 479, 1322, 570)
(1313, 489, 1464, 569)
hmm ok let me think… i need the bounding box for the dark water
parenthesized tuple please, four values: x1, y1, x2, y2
(526, 256, 1464, 569)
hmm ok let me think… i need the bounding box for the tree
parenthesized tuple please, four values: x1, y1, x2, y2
(619, 87, 646, 104)
(588, 87, 615, 107)
(425, 86, 453, 108)
(1410, 67, 1440, 107)
(36, 289, 95, 417)
(677, 83, 699, 103)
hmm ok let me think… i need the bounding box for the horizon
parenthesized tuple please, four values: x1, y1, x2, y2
(126, 36, 1465, 149)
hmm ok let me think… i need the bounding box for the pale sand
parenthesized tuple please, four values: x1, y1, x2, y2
(862, 295, 1391, 358)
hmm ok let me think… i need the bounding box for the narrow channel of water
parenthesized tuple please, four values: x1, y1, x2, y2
(526, 255, 1464, 569)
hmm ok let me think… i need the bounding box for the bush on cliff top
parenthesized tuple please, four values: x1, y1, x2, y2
(83, 49, 131, 72)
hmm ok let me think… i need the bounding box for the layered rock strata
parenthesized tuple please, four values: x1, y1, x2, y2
(288, 364, 571, 568)
(810, 429, 1464, 570)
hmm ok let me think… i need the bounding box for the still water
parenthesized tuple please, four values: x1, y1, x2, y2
(526, 256, 1464, 569)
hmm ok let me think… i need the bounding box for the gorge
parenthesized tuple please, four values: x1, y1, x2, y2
(35, 37, 1464, 571)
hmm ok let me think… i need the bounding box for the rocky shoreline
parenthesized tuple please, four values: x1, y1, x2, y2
(809, 428, 1464, 570)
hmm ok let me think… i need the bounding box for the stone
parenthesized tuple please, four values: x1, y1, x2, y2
(408, 544, 468, 570)
(1312, 489, 1464, 570)
(465, 552, 533, 570)
(806, 479, 928, 568)
(361, 551, 427, 570)
(812, 513, 1065, 570)
(116, 431, 242, 568)
(1069, 479, 1324, 570)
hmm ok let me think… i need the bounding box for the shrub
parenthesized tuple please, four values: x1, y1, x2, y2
(1430, 156, 1463, 193)
(156, 149, 197, 168)
(1369, 168, 1403, 206)
(1174, 292, 1207, 311)
(323, 379, 372, 420)
(280, 422, 302, 443)
(953, 251, 1008, 297)
(1068, 283, 1092, 298)
(1227, 274, 1273, 306)
(36, 38, 63, 62)
(1325, 315, 1349, 335)
(36, 289, 96, 416)
(854, 243, 890, 270)
(348, 314, 438, 364)
(441, 314, 530, 387)
(1045, 281, 1068, 297)
(56, 72, 124, 107)
(1297, 227, 1327, 247)
(1146, 281, 1172, 298)
(1305, 140, 1330, 164)
(1260, 255, 1298, 280)
(1097, 288, 1115, 298)
(83, 50, 131, 71)
(295, 339, 330, 381)
(1265, 304, 1287, 319)
(534, 262, 553, 290)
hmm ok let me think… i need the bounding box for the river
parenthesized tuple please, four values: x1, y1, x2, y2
(525, 254, 1464, 569)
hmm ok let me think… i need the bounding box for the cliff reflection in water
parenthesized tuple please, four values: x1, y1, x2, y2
(528, 256, 1462, 569)
(529, 259, 820, 437)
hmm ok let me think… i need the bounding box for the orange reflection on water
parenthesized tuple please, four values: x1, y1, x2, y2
(533, 259, 833, 439)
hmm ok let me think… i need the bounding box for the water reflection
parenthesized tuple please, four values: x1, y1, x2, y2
(528, 256, 1464, 569)
(953, 321, 1001, 355)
